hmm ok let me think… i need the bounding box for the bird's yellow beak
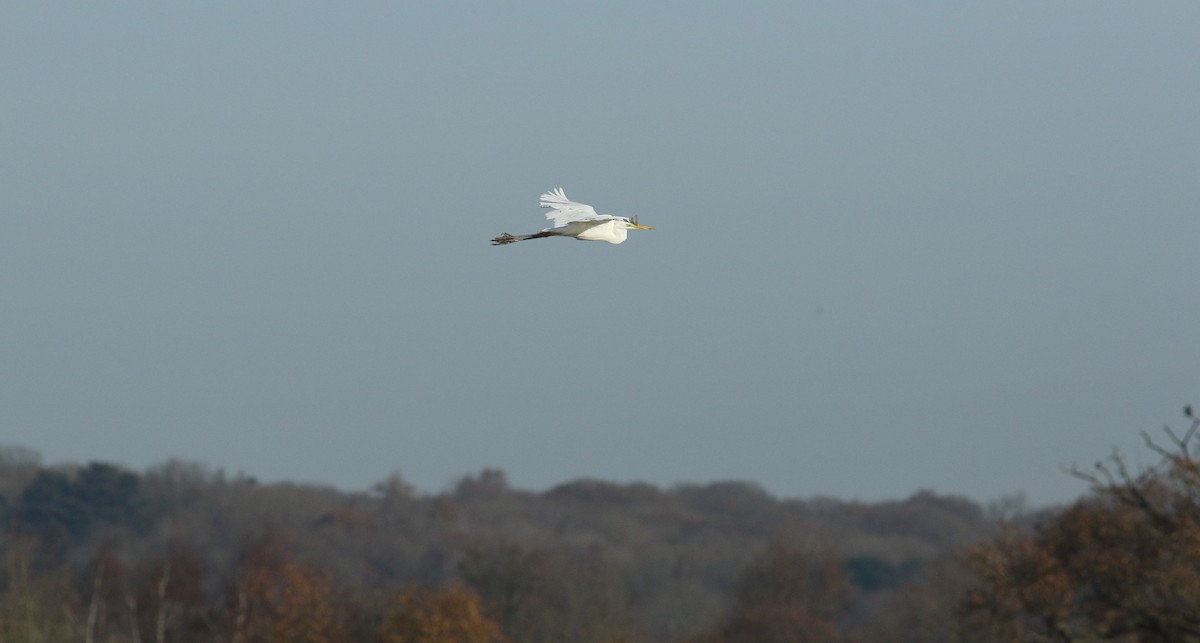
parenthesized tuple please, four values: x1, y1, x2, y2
(629, 223, 654, 230)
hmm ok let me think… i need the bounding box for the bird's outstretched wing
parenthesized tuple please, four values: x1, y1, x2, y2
(539, 188, 617, 228)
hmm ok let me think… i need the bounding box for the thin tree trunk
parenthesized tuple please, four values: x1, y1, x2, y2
(230, 586, 248, 643)
(126, 581, 142, 643)
(85, 568, 102, 643)
(155, 559, 172, 643)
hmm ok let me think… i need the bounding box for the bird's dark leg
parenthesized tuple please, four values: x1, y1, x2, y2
(491, 231, 556, 245)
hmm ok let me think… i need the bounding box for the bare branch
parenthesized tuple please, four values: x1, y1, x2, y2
(1183, 417, 1200, 453)
(1142, 429, 1174, 459)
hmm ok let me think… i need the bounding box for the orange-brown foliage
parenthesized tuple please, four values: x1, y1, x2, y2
(963, 413, 1200, 641)
(380, 586, 506, 643)
(269, 564, 346, 643)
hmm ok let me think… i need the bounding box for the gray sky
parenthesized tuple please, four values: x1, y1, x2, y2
(3, 2, 1198, 506)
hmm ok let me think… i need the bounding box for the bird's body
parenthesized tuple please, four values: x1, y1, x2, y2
(568, 219, 630, 243)
(492, 188, 653, 246)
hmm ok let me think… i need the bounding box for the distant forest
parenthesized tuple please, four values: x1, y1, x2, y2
(1, 406, 1197, 642)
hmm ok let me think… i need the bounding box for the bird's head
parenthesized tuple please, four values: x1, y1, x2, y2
(625, 216, 654, 231)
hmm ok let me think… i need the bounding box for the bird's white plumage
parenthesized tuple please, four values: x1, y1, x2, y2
(562, 219, 627, 243)
(539, 187, 619, 228)
(491, 187, 652, 246)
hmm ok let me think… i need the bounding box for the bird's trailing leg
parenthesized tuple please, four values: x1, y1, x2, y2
(491, 231, 555, 245)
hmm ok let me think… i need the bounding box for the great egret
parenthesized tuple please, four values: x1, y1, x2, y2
(491, 188, 654, 245)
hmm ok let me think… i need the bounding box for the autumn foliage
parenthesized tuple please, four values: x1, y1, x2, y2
(5, 405, 1199, 641)
(381, 586, 505, 643)
(963, 408, 1200, 641)
(687, 540, 851, 643)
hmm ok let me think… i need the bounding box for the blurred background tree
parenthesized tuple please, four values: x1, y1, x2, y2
(380, 586, 504, 643)
(686, 539, 852, 642)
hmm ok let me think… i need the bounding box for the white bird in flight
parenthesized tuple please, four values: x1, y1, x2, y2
(492, 188, 654, 246)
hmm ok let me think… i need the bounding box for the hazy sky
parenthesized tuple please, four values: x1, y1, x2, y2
(3, 3, 1198, 506)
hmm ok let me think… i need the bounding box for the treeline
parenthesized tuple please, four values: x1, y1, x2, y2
(0, 405, 1197, 641)
(0, 450, 996, 641)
